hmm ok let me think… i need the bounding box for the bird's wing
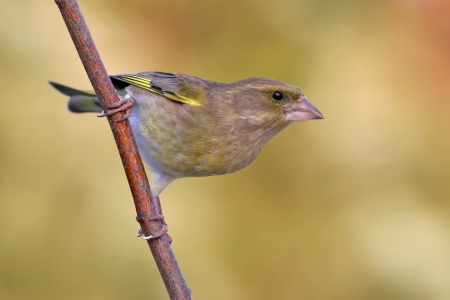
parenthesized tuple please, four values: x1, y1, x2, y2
(110, 72, 202, 106)
(49, 81, 96, 97)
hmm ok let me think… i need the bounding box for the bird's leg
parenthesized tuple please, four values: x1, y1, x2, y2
(98, 96, 135, 121)
(136, 196, 173, 244)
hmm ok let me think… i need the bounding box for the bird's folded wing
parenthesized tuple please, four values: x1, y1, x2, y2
(110, 73, 201, 106)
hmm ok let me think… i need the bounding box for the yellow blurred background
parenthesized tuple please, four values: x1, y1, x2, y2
(1, 0, 450, 299)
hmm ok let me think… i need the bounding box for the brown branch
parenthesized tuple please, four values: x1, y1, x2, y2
(53, 1, 191, 299)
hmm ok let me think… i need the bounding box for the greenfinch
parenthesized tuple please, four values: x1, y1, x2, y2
(50, 72, 323, 196)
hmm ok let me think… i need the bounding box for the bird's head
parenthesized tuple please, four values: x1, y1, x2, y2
(227, 77, 323, 128)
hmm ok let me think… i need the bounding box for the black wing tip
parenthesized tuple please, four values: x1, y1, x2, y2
(49, 81, 96, 97)
(48, 81, 76, 96)
(110, 75, 131, 90)
(48, 81, 63, 89)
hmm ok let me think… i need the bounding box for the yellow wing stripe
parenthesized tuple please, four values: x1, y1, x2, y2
(120, 75, 152, 86)
(115, 74, 201, 106)
(172, 93, 200, 105)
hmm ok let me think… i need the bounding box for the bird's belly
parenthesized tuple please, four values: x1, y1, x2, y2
(129, 110, 263, 179)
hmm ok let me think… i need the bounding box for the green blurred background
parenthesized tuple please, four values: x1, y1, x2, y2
(1, 0, 450, 299)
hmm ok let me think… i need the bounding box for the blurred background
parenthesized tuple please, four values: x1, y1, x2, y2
(1, 0, 450, 299)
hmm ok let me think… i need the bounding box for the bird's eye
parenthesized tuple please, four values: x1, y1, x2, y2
(272, 91, 284, 101)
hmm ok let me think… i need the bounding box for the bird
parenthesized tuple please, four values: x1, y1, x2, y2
(51, 71, 323, 196)
(50, 72, 323, 239)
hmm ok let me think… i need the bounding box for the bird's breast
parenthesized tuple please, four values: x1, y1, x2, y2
(128, 95, 268, 179)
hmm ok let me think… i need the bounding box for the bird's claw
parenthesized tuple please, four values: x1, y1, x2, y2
(136, 214, 172, 244)
(98, 97, 135, 121)
(142, 224, 169, 240)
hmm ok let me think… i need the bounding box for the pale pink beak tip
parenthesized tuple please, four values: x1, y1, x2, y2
(285, 98, 324, 122)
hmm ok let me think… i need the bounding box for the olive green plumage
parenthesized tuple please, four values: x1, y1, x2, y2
(50, 72, 323, 196)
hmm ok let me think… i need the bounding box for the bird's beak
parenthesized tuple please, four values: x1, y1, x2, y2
(284, 97, 324, 122)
